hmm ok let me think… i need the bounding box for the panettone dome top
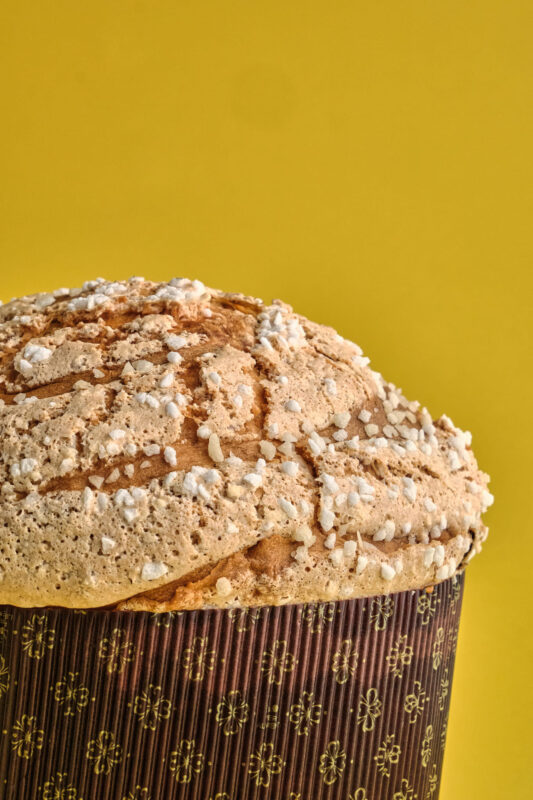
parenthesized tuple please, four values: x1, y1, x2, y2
(0, 277, 492, 608)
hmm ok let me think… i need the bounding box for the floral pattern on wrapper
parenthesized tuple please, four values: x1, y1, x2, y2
(370, 596, 395, 631)
(319, 740, 346, 785)
(301, 602, 336, 632)
(53, 672, 90, 716)
(261, 640, 296, 685)
(0, 655, 10, 698)
(21, 614, 55, 659)
(248, 742, 284, 787)
(169, 739, 204, 785)
(182, 636, 216, 682)
(0, 573, 464, 799)
(331, 639, 358, 684)
(98, 628, 136, 674)
(41, 772, 80, 800)
(215, 690, 249, 735)
(358, 688, 382, 732)
(11, 715, 44, 760)
(121, 788, 151, 800)
(132, 684, 171, 731)
(86, 730, 123, 775)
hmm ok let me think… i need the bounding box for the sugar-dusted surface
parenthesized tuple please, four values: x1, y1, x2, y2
(0, 278, 492, 608)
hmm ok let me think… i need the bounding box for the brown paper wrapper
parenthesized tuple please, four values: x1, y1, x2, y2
(0, 573, 463, 799)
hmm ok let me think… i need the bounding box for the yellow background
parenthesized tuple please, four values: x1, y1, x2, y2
(1, 2, 531, 797)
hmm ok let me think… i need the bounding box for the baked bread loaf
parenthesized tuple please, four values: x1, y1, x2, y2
(0, 278, 492, 610)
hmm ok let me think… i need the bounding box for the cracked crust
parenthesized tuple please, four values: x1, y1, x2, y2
(0, 277, 493, 609)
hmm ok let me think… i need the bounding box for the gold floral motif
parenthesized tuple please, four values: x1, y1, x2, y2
(151, 611, 183, 627)
(318, 740, 346, 785)
(54, 672, 89, 717)
(42, 772, 80, 800)
(357, 687, 382, 732)
(331, 639, 358, 685)
(440, 716, 448, 750)
(370, 596, 394, 631)
(0, 655, 10, 698)
(438, 669, 450, 711)
(448, 626, 458, 653)
(133, 685, 171, 731)
(349, 790, 368, 800)
(182, 636, 216, 681)
(98, 628, 136, 675)
(248, 742, 284, 788)
(374, 734, 401, 778)
(86, 730, 123, 775)
(449, 578, 461, 613)
(301, 602, 336, 633)
(416, 592, 439, 625)
(289, 691, 322, 736)
(11, 714, 44, 760)
(404, 681, 428, 723)
(169, 739, 204, 784)
(288, 794, 302, 800)
(432, 628, 445, 670)
(228, 607, 261, 632)
(386, 635, 413, 679)
(21, 614, 55, 660)
(426, 764, 438, 797)
(393, 778, 417, 800)
(215, 690, 249, 735)
(208, 794, 231, 800)
(122, 787, 151, 800)
(261, 640, 295, 685)
(421, 725, 433, 767)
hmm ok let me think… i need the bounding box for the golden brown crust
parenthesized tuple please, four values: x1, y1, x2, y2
(116, 528, 482, 612)
(0, 278, 493, 609)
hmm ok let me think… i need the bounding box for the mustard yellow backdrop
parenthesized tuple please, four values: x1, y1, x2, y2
(1, 2, 531, 797)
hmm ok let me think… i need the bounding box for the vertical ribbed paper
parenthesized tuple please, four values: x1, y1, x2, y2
(0, 573, 463, 799)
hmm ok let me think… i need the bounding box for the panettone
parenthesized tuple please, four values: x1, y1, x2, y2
(0, 278, 492, 610)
